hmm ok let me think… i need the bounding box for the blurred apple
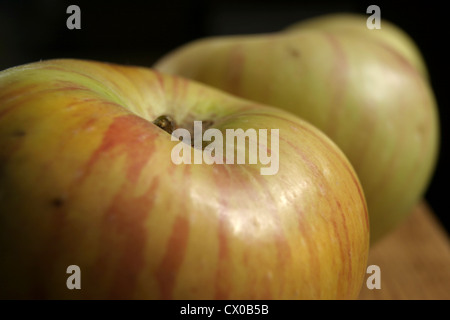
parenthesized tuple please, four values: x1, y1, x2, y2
(154, 15, 440, 243)
(285, 13, 428, 78)
(0, 59, 369, 299)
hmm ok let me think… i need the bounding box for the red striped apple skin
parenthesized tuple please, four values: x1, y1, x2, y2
(154, 21, 440, 243)
(0, 59, 368, 299)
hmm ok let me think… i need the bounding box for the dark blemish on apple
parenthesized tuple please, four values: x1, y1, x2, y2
(51, 197, 65, 208)
(12, 130, 26, 137)
(288, 47, 300, 58)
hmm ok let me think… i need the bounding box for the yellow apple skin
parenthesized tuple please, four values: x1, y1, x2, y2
(154, 23, 440, 244)
(0, 59, 369, 299)
(285, 13, 429, 78)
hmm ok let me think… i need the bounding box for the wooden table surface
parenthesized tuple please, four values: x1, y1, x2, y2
(358, 201, 450, 300)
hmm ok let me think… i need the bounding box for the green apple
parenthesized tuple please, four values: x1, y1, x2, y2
(285, 13, 429, 78)
(0, 59, 369, 299)
(154, 16, 440, 243)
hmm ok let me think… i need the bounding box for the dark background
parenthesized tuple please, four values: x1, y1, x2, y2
(1, 0, 448, 234)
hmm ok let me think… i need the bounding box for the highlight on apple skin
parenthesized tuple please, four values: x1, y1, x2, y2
(153, 13, 440, 244)
(0, 59, 369, 299)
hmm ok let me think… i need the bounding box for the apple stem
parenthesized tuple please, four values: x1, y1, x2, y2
(153, 115, 176, 134)
(153, 115, 215, 149)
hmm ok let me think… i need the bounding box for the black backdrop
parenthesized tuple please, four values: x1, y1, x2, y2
(1, 0, 448, 234)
